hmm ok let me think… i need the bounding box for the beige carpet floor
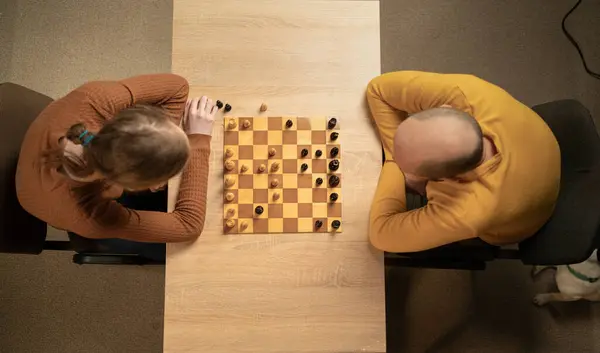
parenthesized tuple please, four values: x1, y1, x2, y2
(1, 0, 599, 352)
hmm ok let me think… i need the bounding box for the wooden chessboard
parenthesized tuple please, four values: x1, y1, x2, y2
(223, 116, 342, 234)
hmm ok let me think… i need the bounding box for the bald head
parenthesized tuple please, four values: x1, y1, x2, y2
(394, 107, 483, 179)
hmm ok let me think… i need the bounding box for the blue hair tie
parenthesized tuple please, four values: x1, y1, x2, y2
(78, 130, 95, 146)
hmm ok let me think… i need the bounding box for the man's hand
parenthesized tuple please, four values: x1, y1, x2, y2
(184, 96, 216, 136)
(404, 173, 428, 196)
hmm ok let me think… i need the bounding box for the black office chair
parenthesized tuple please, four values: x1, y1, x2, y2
(0, 82, 162, 265)
(386, 99, 600, 269)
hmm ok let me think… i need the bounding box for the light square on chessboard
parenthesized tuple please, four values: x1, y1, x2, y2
(252, 203, 269, 218)
(326, 145, 341, 158)
(312, 203, 327, 217)
(223, 204, 238, 219)
(313, 188, 327, 203)
(238, 117, 253, 131)
(267, 159, 282, 173)
(312, 218, 327, 233)
(281, 117, 297, 130)
(238, 204, 254, 218)
(224, 117, 239, 131)
(312, 144, 326, 158)
(224, 145, 239, 159)
(224, 175, 238, 190)
(268, 117, 283, 130)
(298, 189, 313, 203)
(311, 131, 326, 144)
(267, 146, 282, 160)
(312, 159, 327, 174)
(267, 131, 283, 145)
(238, 218, 253, 233)
(327, 116, 340, 130)
(224, 160, 238, 175)
(297, 130, 311, 144)
(328, 202, 342, 218)
(252, 117, 268, 131)
(313, 173, 327, 188)
(282, 130, 297, 144)
(282, 145, 297, 159)
(223, 219, 238, 234)
(298, 218, 313, 232)
(238, 174, 253, 189)
(253, 173, 269, 189)
(296, 159, 312, 173)
(329, 187, 342, 200)
(282, 174, 298, 189)
(327, 131, 341, 144)
(282, 203, 298, 218)
(238, 130, 253, 145)
(268, 218, 283, 233)
(298, 203, 312, 218)
(253, 131, 268, 145)
(327, 218, 342, 232)
(268, 174, 283, 189)
(238, 159, 253, 175)
(297, 174, 312, 188)
(237, 189, 254, 204)
(268, 189, 283, 204)
(296, 117, 311, 130)
(253, 145, 268, 159)
(283, 189, 298, 203)
(224, 131, 238, 145)
(312, 116, 327, 129)
(268, 204, 283, 218)
(254, 189, 268, 204)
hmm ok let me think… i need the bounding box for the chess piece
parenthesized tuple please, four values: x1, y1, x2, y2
(315, 150, 322, 157)
(270, 162, 280, 172)
(225, 176, 236, 187)
(328, 160, 339, 171)
(300, 148, 308, 157)
(330, 193, 338, 202)
(226, 208, 236, 217)
(216, 100, 224, 109)
(330, 146, 339, 158)
(330, 132, 339, 141)
(257, 163, 267, 173)
(240, 221, 249, 230)
(315, 177, 323, 186)
(286, 119, 293, 128)
(224, 103, 232, 112)
(272, 191, 281, 201)
(328, 175, 340, 187)
(327, 117, 337, 129)
(224, 160, 235, 171)
(331, 220, 341, 229)
(225, 148, 234, 158)
(225, 192, 235, 202)
(240, 164, 248, 173)
(269, 148, 277, 157)
(227, 118, 237, 129)
(259, 103, 268, 112)
(300, 163, 308, 172)
(315, 220, 323, 229)
(242, 119, 251, 129)
(225, 219, 236, 228)
(270, 178, 279, 188)
(255, 206, 264, 215)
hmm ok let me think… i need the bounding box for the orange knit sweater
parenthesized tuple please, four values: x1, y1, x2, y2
(16, 74, 211, 243)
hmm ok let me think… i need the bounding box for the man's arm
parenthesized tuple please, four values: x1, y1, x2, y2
(369, 162, 477, 252)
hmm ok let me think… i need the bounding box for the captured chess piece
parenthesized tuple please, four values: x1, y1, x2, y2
(269, 148, 277, 157)
(224, 160, 235, 171)
(315, 150, 322, 158)
(239, 221, 249, 230)
(216, 100, 224, 109)
(330, 192, 338, 202)
(272, 191, 281, 201)
(225, 219, 236, 228)
(259, 103, 268, 112)
(301, 148, 309, 157)
(330, 147, 339, 158)
(225, 148, 234, 158)
(255, 206, 264, 215)
(225, 176, 236, 187)
(240, 164, 248, 173)
(328, 160, 339, 171)
(315, 220, 323, 229)
(242, 119, 251, 129)
(286, 119, 293, 128)
(270, 178, 279, 188)
(327, 117, 337, 129)
(227, 118, 237, 129)
(328, 175, 340, 187)
(257, 164, 267, 173)
(331, 220, 341, 229)
(225, 192, 235, 202)
(315, 177, 323, 186)
(224, 103, 232, 113)
(270, 162, 280, 172)
(330, 132, 339, 141)
(300, 163, 308, 172)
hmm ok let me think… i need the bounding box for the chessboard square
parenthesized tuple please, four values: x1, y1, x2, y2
(282, 218, 298, 233)
(282, 130, 297, 144)
(238, 146, 253, 159)
(282, 117, 297, 130)
(313, 188, 327, 203)
(329, 187, 342, 199)
(253, 159, 268, 174)
(298, 189, 313, 203)
(223, 218, 238, 234)
(328, 173, 342, 187)
(327, 218, 342, 232)
(297, 130, 311, 144)
(254, 189, 268, 203)
(253, 218, 269, 233)
(296, 117, 312, 130)
(312, 203, 327, 217)
(238, 174, 253, 189)
(224, 204, 238, 219)
(238, 189, 254, 204)
(282, 145, 297, 159)
(312, 144, 327, 158)
(313, 173, 328, 188)
(238, 218, 253, 233)
(312, 116, 327, 129)
(268, 174, 282, 189)
(268, 117, 283, 130)
(238, 204, 254, 218)
(224, 145, 239, 159)
(326, 158, 341, 174)
(224, 131, 239, 145)
(327, 145, 341, 158)
(225, 117, 239, 131)
(267, 145, 282, 159)
(268, 218, 284, 233)
(252, 203, 269, 218)
(268, 204, 283, 218)
(224, 160, 238, 175)
(253, 173, 269, 188)
(298, 174, 313, 188)
(267, 131, 283, 145)
(238, 159, 253, 175)
(298, 218, 313, 232)
(254, 145, 268, 158)
(283, 189, 298, 203)
(224, 189, 238, 204)
(298, 203, 313, 218)
(312, 159, 327, 173)
(297, 159, 312, 173)
(253, 131, 268, 145)
(268, 189, 283, 204)
(238, 131, 254, 145)
(283, 159, 297, 174)
(282, 174, 298, 188)
(328, 116, 341, 130)
(297, 145, 312, 159)
(328, 131, 341, 144)
(282, 203, 298, 218)
(224, 175, 238, 190)
(267, 159, 282, 173)
(252, 117, 268, 131)
(311, 131, 326, 144)
(328, 202, 342, 217)
(239, 117, 253, 130)
(313, 218, 327, 233)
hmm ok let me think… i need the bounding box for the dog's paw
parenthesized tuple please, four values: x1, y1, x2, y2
(533, 295, 547, 306)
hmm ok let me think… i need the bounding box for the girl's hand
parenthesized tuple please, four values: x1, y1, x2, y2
(184, 96, 216, 136)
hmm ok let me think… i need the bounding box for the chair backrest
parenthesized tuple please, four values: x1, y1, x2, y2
(0, 83, 51, 254)
(519, 100, 600, 265)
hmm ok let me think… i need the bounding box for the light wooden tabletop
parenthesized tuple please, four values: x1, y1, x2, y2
(166, 1, 384, 352)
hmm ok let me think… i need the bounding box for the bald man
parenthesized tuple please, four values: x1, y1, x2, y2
(366, 71, 560, 252)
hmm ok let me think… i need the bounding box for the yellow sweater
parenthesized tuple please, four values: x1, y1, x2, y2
(366, 71, 560, 252)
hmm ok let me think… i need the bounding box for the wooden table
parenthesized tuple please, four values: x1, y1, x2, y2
(166, 1, 384, 352)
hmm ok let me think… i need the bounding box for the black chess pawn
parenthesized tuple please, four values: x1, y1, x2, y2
(255, 206, 264, 215)
(331, 220, 341, 229)
(315, 220, 323, 229)
(216, 100, 224, 109)
(315, 150, 322, 157)
(328, 175, 340, 187)
(301, 148, 309, 157)
(327, 117, 337, 129)
(315, 177, 323, 186)
(330, 147, 339, 158)
(286, 119, 293, 128)
(330, 132, 339, 141)
(301, 163, 308, 172)
(224, 103, 232, 112)
(330, 193, 338, 202)
(328, 160, 339, 171)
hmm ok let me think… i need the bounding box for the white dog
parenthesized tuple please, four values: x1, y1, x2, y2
(531, 250, 600, 306)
